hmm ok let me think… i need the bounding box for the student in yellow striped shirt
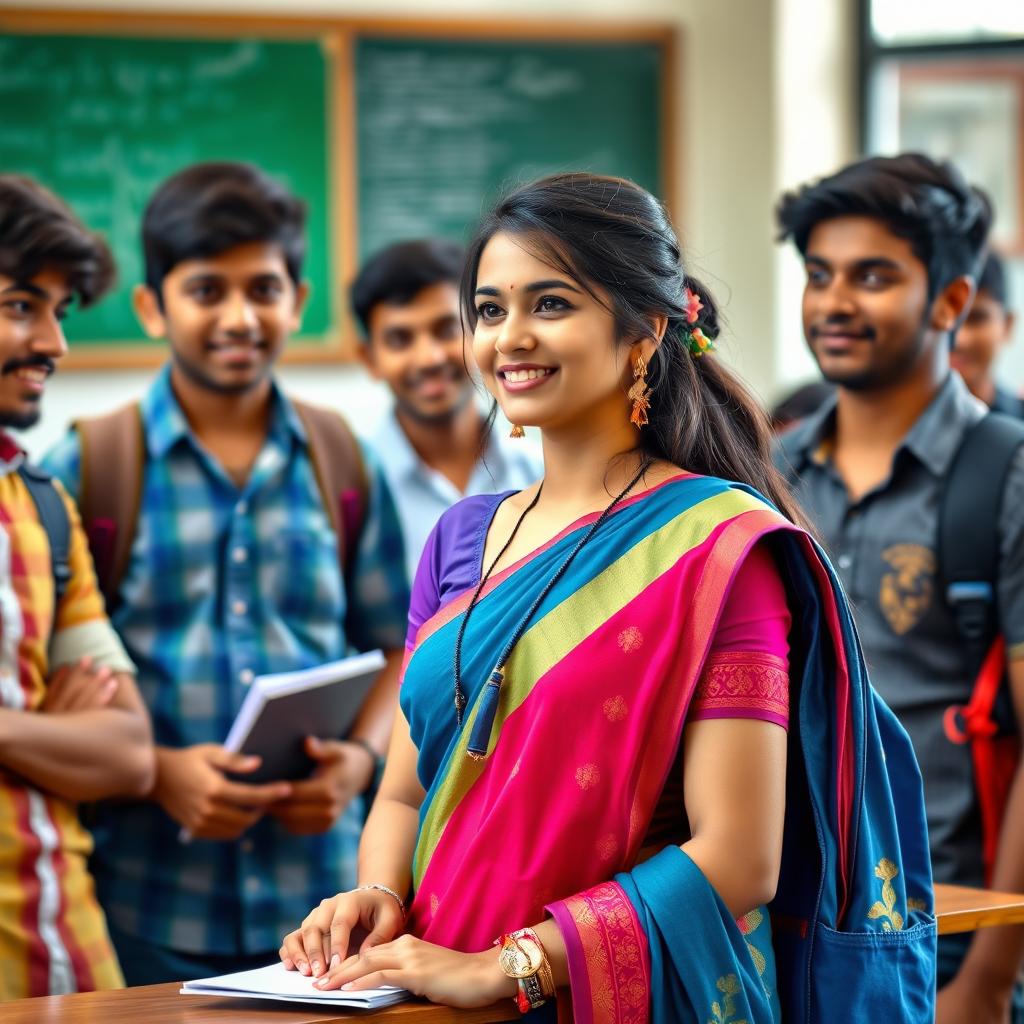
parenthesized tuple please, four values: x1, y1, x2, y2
(0, 175, 154, 1000)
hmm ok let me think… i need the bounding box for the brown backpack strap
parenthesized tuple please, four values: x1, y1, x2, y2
(291, 399, 369, 576)
(74, 403, 144, 610)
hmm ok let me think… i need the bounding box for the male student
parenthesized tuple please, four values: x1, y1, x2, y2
(44, 163, 410, 985)
(0, 175, 154, 998)
(352, 239, 540, 582)
(954, 251, 1022, 417)
(775, 153, 1024, 1023)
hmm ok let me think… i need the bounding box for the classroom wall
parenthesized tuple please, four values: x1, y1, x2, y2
(8, 0, 857, 459)
(773, 0, 858, 393)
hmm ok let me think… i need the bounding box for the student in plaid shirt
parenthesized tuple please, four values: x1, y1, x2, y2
(0, 176, 154, 999)
(44, 163, 410, 985)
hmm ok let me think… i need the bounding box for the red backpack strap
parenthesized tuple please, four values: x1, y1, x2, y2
(291, 399, 369, 577)
(73, 403, 144, 610)
(944, 634, 1019, 884)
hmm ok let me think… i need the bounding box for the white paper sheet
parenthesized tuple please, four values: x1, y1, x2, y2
(180, 961, 409, 1008)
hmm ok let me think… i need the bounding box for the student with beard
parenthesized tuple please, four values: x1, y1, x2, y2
(353, 240, 541, 584)
(0, 175, 153, 999)
(776, 153, 1024, 1024)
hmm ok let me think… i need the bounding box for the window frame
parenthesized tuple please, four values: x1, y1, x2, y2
(857, 1, 1024, 149)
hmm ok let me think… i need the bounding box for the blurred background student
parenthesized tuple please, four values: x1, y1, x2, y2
(953, 251, 1022, 418)
(43, 162, 410, 986)
(352, 239, 541, 583)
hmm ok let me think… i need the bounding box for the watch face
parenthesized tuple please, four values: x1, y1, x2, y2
(498, 936, 543, 979)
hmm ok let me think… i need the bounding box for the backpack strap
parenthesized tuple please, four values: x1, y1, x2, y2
(74, 403, 145, 611)
(291, 399, 369, 577)
(939, 410, 1024, 884)
(18, 463, 72, 606)
(938, 411, 1024, 673)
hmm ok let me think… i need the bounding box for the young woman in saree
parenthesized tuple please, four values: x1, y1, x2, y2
(280, 174, 936, 1021)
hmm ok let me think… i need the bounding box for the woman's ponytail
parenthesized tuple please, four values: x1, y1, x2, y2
(644, 274, 809, 528)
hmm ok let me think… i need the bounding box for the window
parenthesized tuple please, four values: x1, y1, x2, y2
(870, 2, 1024, 46)
(862, 2, 1024, 249)
(861, 0, 1024, 387)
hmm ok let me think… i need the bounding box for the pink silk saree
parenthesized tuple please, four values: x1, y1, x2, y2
(397, 472, 935, 1022)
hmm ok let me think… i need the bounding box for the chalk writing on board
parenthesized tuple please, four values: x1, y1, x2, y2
(355, 38, 661, 259)
(0, 34, 330, 344)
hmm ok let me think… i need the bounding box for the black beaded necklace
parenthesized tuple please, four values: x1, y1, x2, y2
(455, 458, 653, 760)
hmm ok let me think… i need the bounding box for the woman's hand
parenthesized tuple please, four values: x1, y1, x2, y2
(312, 934, 516, 1009)
(279, 888, 405, 977)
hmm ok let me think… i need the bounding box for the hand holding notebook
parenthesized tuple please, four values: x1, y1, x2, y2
(223, 649, 385, 784)
(177, 649, 384, 842)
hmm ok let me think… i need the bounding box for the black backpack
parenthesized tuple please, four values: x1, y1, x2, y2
(19, 463, 71, 606)
(936, 412, 1024, 883)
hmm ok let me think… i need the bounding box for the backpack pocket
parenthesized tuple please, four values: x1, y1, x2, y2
(808, 917, 936, 1023)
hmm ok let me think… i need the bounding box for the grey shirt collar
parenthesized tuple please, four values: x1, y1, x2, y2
(789, 373, 986, 479)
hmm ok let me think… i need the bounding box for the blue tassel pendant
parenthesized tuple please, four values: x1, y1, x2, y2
(466, 668, 504, 760)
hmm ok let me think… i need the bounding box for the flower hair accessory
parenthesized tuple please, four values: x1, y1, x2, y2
(682, 286, 716, 357)
(683, 287, 703, 324)
(686, 326, 714, 357)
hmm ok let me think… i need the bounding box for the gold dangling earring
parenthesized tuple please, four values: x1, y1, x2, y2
(628, 354, 652, 427)
(509, 424, 525, 438)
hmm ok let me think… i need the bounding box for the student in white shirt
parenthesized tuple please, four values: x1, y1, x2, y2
(353, 240, 541, 582)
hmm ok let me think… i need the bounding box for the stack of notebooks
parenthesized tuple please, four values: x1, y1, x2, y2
(181, 962, 409, 1009)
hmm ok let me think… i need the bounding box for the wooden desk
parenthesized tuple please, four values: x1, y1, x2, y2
(11, 886, 1024, 1020)
(2, 983, 512, 1023)
(935, 882, 1024, 935)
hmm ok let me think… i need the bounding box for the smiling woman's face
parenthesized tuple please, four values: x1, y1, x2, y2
(471, 231, 633, 435)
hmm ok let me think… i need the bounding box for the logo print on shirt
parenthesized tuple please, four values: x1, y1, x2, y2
(879, 544, 935, 635)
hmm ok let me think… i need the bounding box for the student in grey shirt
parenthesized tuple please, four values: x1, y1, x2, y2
(776, 153, 1024, 1024)
(353, 240, 541, 583)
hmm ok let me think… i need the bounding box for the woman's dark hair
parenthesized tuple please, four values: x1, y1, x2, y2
(461, 172, 807, 526)
(350, 238, 465, 338)
(0, 174, 115, 307)
(142, 161, 306, 297)
(776, 153, 991, 300)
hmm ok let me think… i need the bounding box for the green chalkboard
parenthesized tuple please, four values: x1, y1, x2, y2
(0, 33, 332, 348)
(355, 36, 663, 260)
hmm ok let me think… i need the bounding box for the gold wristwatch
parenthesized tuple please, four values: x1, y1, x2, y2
(496, 929, 554, 1013)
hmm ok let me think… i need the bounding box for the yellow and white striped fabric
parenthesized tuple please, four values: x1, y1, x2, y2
(0, 441, 129, 1000)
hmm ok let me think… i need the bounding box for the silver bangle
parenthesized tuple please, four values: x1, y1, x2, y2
(357, 883, 407, 916)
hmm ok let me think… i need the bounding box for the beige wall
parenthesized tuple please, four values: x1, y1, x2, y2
(7, 0, 856, 458)
(774, 0, 859, 393)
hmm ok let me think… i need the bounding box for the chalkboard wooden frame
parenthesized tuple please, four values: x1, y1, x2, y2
(0, 8, 678, 370)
